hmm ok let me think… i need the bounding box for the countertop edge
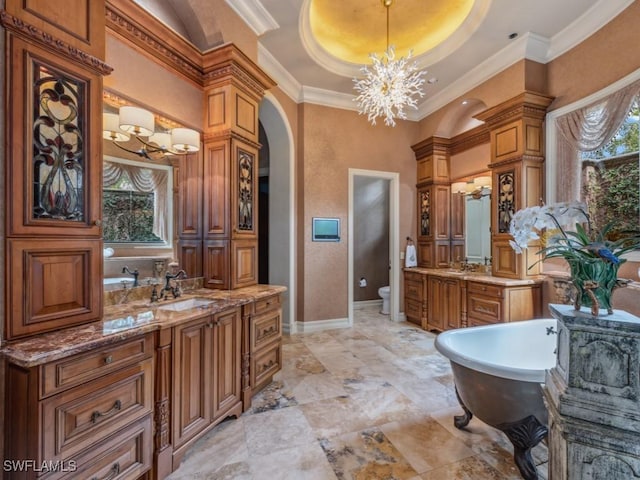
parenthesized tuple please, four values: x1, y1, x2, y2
(1, 285, 287, 368)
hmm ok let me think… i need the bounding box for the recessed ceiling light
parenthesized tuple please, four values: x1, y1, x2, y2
(508, 32, 518, 40)
(462, 100, 468, 105)
(428, 77, 438, 84)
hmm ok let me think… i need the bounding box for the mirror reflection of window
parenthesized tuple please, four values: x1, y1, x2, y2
(103, 156, 173, 246)
(465, 194, 491, 263)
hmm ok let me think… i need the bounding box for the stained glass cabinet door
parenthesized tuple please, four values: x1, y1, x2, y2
(5, 36, 103, 339)
(7, 36, 102, 237)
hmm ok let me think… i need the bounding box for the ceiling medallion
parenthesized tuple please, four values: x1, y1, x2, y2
(353, 0, 426, 127)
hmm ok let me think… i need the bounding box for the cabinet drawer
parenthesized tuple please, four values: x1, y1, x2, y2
(467, 281, 503, 298)
(467, 294, 503, 324)
(41, 334, 153, 397)
(404, 298, 423, 323)
(405, 280, 423, 301)
(61, 416, 152, 480)
(404, 271, 423, 283)
(42, 359, 153, 463)
(254, 294, 281, 315)
(251, 342, 281, 390)
(251, 309, 281, 352)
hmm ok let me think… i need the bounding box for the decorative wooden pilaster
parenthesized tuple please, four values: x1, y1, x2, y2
(411, 137, 452, 268)
(199, 44, 275, 290)
(546, 304, 640, 479)
(475, 92, 554, 279)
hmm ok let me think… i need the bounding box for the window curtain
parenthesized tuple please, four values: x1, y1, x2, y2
(554, 79, 640, 202)
(103, 161, 169, 240)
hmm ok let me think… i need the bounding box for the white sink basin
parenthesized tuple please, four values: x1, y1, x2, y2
(157, 298, 216, 311)
(103, 277, 134, 285)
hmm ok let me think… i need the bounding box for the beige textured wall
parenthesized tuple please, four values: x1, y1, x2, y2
(547, 0, 640, 111)
(450, 144, 491, 180)
(300, 104, 419, 322)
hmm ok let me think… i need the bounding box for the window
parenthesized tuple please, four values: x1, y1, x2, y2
(103, 156, 173, 248)
(547, 72, 640, 259)
(581, 98, 640, 237)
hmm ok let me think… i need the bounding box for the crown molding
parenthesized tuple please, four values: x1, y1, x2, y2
(225, 0, 279, 36)
(417, 32, 550, 120)
(0, 11, 113, 75)
(300, 86, 358, 112)
(258, 43, 302, 102)
(546, 0, 634, 61)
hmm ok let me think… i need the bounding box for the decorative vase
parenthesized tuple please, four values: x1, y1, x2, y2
(567, 258, 623, 316)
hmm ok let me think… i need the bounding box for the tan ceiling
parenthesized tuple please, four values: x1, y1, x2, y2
(310, 0, 475, 64)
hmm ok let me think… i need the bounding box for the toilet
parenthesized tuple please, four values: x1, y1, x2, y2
(378, 286, 390, 315)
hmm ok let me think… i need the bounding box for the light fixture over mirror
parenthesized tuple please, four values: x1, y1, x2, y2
(452, 175, 492, 199)
(103, 106, 200, 160)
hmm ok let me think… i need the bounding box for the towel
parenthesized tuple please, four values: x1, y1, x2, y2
(405, 244, 418, 268)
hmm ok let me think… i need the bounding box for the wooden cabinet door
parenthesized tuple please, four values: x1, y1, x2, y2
(6, 35, 102, 238)
(427, 276, 444, 331)
(212, 308, 242, 420)
(444, 279, 461, 330)
(172, 316, 212, 449)
(230, 140, 258, 240)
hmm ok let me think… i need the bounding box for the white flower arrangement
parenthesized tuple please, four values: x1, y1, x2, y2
(508, 201, 588, 254)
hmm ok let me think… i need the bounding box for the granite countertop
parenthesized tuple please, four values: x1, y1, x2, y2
(1, 284, 286, 368)
(404, 267, 545, 286)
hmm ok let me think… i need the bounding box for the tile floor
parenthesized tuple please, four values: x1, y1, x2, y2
(167, 305, 548, 479)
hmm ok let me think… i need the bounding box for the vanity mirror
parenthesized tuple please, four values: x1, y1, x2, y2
(452, 175, 492, 264)
(101, 91, 200, 286)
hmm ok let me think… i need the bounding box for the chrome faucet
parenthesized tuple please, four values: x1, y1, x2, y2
(122, 266, 139, 287)
(161, 270, 187, 299)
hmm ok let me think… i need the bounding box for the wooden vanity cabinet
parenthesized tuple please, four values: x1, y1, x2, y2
(404, 270, 426, 328)
(4, 334, 154, 480)
(171, 308, 243, 466)
(467, 281, 542, 326)
(427, 275, 462, 332)
(242, 294, 283, 405)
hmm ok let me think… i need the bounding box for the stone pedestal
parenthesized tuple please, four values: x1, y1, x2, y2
(545, 304, 640, 479)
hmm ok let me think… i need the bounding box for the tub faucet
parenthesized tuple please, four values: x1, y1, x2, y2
(546, 326, 558, 336)
(122, 266, 139, 287)
(161, 270, 187, 299)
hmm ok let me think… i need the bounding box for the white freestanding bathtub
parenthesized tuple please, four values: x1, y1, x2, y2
(435, 318, 557, 480)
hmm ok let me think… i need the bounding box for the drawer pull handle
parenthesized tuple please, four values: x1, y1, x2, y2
(90, 400, 122, 423)
(104, 355, 113, 365)
(91, 463, 120, 480)
(260, 359, 276, 372)
(258, 326, 277, 339)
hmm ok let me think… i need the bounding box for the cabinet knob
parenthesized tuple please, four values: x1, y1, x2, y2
(104, 355, 113, 365)
(207, 323, 213, 328)
(94, 219, 102, 226)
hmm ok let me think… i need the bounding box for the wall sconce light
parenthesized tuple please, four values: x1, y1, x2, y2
(103, 106, 200, 159)
(452, 176, 492, 199)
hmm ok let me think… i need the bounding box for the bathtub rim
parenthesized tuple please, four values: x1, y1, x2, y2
(434, 318, 557, 383)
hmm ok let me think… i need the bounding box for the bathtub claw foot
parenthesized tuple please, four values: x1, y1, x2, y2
(498, 415, 547, 480)
(453, 388, 473, 429)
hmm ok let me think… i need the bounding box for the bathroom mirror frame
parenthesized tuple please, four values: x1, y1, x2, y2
(451, 171, 492, 264)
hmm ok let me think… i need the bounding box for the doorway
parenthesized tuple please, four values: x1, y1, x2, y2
(258, 94, 295, 333)
(348, 169, 400, 325)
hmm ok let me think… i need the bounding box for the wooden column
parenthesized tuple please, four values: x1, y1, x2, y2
(201, 45, 275, 289)
(411, 137, 452, 268)
(475, 91, 554, 279)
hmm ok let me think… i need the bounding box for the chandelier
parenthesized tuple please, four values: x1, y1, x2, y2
(353, 0, 427, 127)
(103, 106, 200, 159)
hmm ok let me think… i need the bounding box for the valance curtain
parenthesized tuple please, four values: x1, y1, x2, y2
(554, 79, 640, 202)
(103, 161, 168, 240)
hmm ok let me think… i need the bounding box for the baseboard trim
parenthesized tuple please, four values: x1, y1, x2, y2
(294, 317, 351, 333)
(353, 299, 383, 309)
(396, 312, 407, 322)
